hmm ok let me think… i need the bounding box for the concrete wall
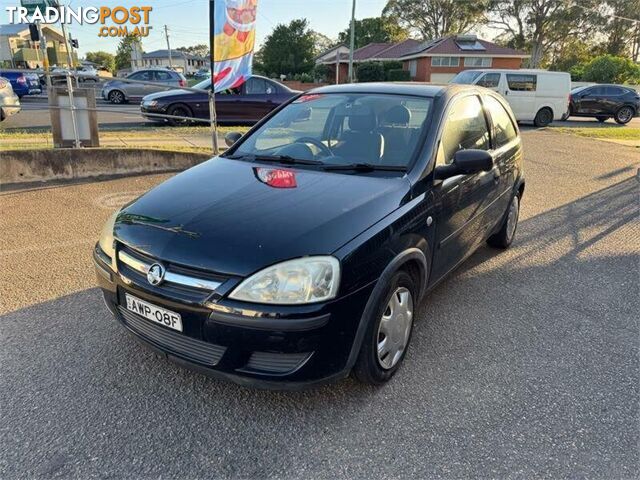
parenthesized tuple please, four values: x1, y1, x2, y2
(1, 148, 210, 189)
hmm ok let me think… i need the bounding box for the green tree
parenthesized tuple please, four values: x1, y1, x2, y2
(356, 61, 385, 82)
(337, 17, 408, 49)
(310, 31, 336, 56)
(114, 34, 141, 71)
(260, 19, 316, 76)
(581, 55, 640, 83)
(176, 44, 210, 58)
(383, 0, 487, 40)
(85, 51, 115, 73)
(600, 0, 640, 60)
(485, 0, 603, 67)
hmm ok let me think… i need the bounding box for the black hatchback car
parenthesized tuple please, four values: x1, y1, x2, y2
(569, 84, 640, 124)
(95, 83, 524, 388)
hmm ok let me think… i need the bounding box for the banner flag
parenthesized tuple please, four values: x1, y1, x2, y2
(212, 0, 258, 93)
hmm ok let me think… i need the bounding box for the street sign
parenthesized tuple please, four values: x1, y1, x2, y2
(20, 0, 52, 16)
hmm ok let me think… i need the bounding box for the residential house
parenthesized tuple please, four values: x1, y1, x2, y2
(0, 24, 76, 69)
(134, 49, 207, 75)
(316, 35, 528, 84)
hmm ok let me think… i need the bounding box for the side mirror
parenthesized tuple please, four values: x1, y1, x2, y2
(434, 149, 493, 180)
(224, 131, 243, 147)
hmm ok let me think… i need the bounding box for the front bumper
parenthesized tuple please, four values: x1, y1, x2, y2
(94, 247, 374, 389)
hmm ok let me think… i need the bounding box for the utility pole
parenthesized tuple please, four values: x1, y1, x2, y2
(348, 0, 356, 82)
(164, 25, 173, 69)
(53, 1, 74, 69)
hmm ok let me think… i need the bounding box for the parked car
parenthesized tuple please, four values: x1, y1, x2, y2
(0, 76, 21, 121)
(0, 70, 42, 98)
(95, 83, 525, 388)
(140, 75, 298, 125)
(568, 84, 640, 124)
(101, 68, 187, 104)
(51, 66, 100, 84)
(451, 69, 571, 127)
(193, 69, 211, 79)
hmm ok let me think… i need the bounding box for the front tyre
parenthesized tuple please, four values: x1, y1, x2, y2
(487, 194, 520, 249)
(353, 271, 416, 385)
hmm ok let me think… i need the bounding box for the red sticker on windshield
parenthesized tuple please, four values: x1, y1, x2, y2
(294, 94, 324, 103)
(254, 168, 297, 188)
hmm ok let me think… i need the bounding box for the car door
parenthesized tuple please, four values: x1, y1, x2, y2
(241, 77, 272, 122)
(429, 94, 497, 283)
(578, 86, 605, 114)
(503, 73, 537, 121)
(152, 70, 176, 95)
(125, 71, 152, 99)
(483, 94, 521, 227)
(214, 85, 242, 123)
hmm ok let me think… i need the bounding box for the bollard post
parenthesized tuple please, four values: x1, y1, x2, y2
(65, 71, 81, 149)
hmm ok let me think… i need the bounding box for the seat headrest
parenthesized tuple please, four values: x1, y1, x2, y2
(348, 108, 376, 132)
(382, 105, 411, 125)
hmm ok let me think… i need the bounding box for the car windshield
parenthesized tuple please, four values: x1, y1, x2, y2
(451, 71, 483, 84)
(230, 93, 433, 168)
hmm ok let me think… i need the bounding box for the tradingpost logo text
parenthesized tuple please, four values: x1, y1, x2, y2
(6, 4, 153, 37)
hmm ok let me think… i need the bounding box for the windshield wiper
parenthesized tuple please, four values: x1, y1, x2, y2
(228, 153, 323, 166)
(322, 163, 407, 172)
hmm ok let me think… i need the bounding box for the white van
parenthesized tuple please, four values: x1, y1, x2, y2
(451, 69, 571, 127)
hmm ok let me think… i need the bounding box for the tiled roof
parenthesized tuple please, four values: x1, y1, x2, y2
(402, 36, 528, 58)
(352, 43, 395, 61)
(370, 39, 422, 60)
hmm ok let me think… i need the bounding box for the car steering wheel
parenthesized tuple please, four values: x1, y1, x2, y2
(295, 137, 332, 157)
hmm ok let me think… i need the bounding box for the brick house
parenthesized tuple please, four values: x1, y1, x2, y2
(316, 35, 528, 84)
(401, 35, 529, 83)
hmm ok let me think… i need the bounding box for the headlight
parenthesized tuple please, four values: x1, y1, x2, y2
(144, 100, 158, 107)
(229, 256, 340, 305)
(98, 209, 119, 266)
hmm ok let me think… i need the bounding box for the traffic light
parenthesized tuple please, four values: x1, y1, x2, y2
(29, 24, 39, 42)
(70, 38, 79, 49)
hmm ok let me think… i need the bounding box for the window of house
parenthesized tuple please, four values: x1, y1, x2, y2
(506, 74, 537, 91)
(464, 57, 492, 67)
(437, 95, 490, 166)
(484, 95, 517, 148)
(431, 57, 459, 67)
(408, 60, 417, 78)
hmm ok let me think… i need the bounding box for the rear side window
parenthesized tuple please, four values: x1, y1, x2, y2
(245, 78, 267, 94)
(485, 95, 517, 148)
(506, 74, 536, 91)
(605, 86, 626, 96)
(438, 95, 490, 166)
(477, 73, 500, 88)
(155, 71, 172, 81)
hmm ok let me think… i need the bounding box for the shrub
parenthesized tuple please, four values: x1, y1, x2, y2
(313, 64, 329, 82)
(356, 61, 385, 82)
(386, 69, 410, 82)
(581, 55, 640, 84)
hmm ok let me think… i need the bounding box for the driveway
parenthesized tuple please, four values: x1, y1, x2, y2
(0, 130, 638, 479)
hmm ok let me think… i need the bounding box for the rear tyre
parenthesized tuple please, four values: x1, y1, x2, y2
(533, 107, 553, 127)
(108, 90, 125, 104)
(614, 106, 634, 125)
(596, 116, 608, 123)
(353, 270, 416, 385)
(487, 194, 520, 249)
(167, 104, 193, 126)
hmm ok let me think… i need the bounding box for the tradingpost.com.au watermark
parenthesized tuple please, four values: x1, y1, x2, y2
(5, 4, 153, 37)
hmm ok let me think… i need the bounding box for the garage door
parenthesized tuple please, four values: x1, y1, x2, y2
(430, 73, 456, 84)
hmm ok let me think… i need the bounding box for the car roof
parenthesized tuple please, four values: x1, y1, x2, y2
(307, 82, 470, 98)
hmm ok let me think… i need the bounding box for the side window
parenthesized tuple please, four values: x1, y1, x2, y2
(485, 95, 517, 148)
(506, 74, 536, 91)
(590, 86, 605, 95)
(131, 71, 152, 82)
(264, 81, 277, 94)
(437, 95, 490, 166)
(245, 78, 267, 94)
(154, 71, 172, 81)
(127, 72, 142, 81)
(477, 73, 500, 88)
(606, 86, 624, 96)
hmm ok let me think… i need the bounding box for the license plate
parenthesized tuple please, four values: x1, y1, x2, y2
(125, 293, 183, 332)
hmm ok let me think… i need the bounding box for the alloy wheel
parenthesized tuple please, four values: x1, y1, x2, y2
(377, 287, 414, 370)
(506, 195, 520, 242)
(617, 107, 633, 124)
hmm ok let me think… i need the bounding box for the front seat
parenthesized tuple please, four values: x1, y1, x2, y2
(379, 105, 413, 165)
(334, 109, 384, 163)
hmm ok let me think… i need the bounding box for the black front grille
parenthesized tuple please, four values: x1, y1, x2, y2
(118, 306, 226, 366)
(242, 351, 312, 374)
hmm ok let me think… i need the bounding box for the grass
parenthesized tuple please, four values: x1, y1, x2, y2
(553, 127, 640, 141)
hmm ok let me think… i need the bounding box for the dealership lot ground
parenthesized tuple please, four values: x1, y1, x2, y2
(0, 130, 638, 478)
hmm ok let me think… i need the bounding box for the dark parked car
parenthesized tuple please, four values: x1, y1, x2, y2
(95, 83, 524, 388)
(140, 75, 298, 125)
(0, 70, 41, 98)
(568, 84, 640, 124)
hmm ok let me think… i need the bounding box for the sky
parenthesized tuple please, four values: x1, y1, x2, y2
(1, 0, 390, 56)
